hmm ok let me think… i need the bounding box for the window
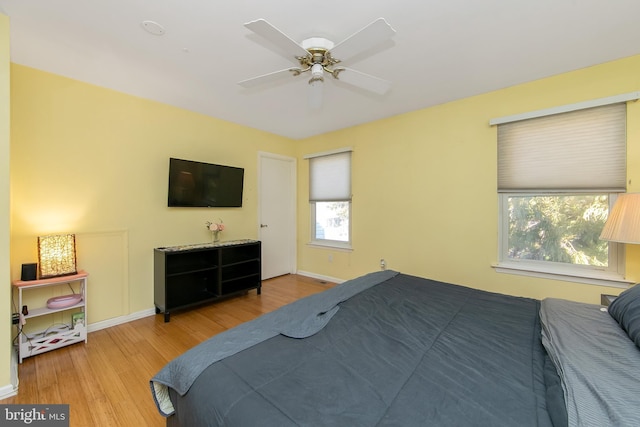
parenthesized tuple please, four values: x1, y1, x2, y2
(495, 101, 628, 284)
(306, 149, 352, 248)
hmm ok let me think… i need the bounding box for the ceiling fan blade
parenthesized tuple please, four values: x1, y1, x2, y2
(333, 68, 392, 95)
(238, 68, 300, 89)
(244, 19, 310, 61)
(330, 18, 396, 63)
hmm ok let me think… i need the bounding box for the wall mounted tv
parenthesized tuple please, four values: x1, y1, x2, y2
(167, 157, 244, 207)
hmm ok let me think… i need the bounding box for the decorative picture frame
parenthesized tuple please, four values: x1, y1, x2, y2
(72, 312, 85, 328)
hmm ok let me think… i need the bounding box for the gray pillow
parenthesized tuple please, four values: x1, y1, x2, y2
(608, 284, 640, 348)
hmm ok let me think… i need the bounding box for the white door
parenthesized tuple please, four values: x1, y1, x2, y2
(259, 152, 296, 279)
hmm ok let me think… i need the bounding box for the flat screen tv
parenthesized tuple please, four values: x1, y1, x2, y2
(168, 158, 244, 207)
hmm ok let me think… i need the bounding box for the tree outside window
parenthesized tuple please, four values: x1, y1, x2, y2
(507, 194, 609, 267)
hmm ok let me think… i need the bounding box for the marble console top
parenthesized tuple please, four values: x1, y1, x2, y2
(156, 239, 258, 252)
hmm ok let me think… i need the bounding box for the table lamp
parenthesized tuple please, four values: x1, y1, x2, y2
(37, 234, 77, 278)
(600, 193, 640, 244)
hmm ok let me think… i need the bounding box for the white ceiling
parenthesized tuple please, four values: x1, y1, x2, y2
(2, 0, 640, 140)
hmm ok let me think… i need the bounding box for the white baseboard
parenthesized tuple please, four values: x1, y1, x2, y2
(0, 383, 16, 400)
(296, 270, 345, 284)
(87, 308, 156, 333)
(0, 349, 17, 399)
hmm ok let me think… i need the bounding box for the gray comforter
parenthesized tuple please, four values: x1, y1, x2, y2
(152, 272, 560, 427)
(151, 270, 399, 415)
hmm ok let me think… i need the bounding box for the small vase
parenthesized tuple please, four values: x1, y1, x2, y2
(212, 230, 220, 243)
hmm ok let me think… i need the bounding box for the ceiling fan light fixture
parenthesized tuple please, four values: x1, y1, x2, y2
(308, 63, 324, 109)
(310, 63, 324, 82)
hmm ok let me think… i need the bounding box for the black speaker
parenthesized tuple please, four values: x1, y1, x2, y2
(21, 263, 37, 281)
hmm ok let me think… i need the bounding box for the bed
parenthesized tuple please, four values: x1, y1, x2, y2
(150, 270, 640, 426)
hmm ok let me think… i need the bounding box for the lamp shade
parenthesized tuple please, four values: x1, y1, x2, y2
(38, 234, 77, 278)
(600, 193, 640, 244)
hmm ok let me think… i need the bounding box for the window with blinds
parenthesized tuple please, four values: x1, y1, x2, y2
(306, 149, 352, 247)
(309, 151, 352, 202)
(498, 103, 626, 192)
(496, 102, 626, 281)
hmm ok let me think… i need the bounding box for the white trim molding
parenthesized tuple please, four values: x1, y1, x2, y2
(489, 92, 640, 126)
(492, 262, 634, 288)
(87, 308, 156, 333)
(303, 146, 352, 159)
(0, 383, 16, 400)
(296, 270, 346, 285)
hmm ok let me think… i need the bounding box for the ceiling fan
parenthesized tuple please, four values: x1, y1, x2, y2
(238, 18, 396, 108)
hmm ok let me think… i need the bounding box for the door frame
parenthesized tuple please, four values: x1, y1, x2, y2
(258, 151, 297, 278)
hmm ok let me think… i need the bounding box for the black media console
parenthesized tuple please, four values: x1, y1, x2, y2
(154, 239, 261, 322)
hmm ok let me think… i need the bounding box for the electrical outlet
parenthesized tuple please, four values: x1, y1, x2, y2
(11, 313, 19, 325)
(380, 259, 386, 270)
(328, 254, 333, 263)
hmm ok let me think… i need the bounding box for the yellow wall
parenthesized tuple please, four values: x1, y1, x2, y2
(9, 65, 296, 327)
(297, 54, 640, 304)
(1, 13, 12, 391)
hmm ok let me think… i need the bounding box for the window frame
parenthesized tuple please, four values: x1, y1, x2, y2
(309, 200, 352, 250)
(491, 94, 640, 288)
(495, 192, 628, 287)
(305, 148, 353, 250)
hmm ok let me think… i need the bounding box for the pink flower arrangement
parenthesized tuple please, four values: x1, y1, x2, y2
(206, 220, 225, 232)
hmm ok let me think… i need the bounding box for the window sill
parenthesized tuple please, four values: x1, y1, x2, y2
(307, 240, 353, 251)
(492, 262, 633, 289)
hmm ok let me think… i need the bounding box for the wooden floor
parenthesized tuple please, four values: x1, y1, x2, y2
(1, 274, 335, 426)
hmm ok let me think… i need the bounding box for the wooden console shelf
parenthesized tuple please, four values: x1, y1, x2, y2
(154, 239, 261, 322)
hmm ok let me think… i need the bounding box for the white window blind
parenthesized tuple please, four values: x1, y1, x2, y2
(497, 103, 626, 192)
(309, 151, 351, 201)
